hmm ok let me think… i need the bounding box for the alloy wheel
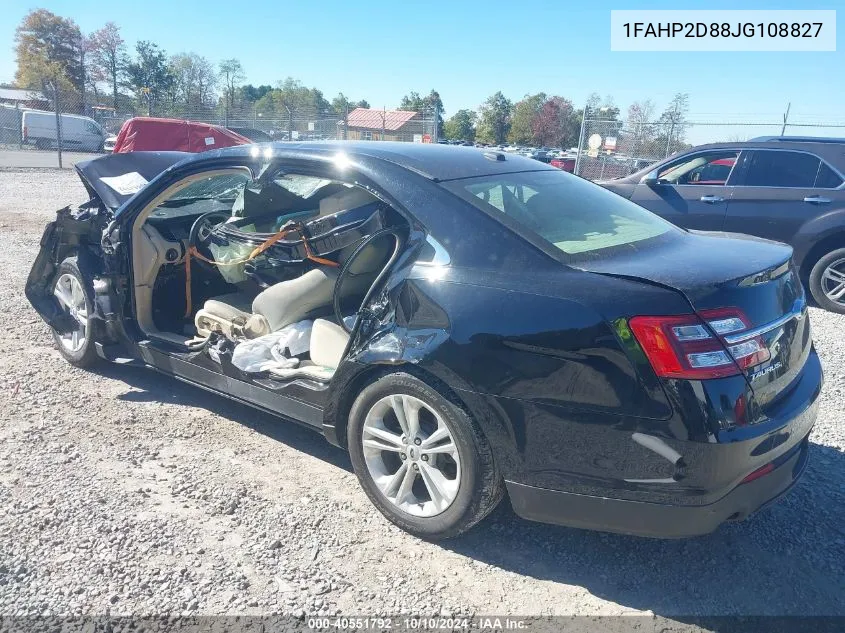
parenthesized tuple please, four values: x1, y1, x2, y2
(361, 394, 461, 517)
(821, 258, 845, 306)
(53, 273, 89, 353)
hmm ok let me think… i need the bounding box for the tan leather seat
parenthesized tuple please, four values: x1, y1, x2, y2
(195, 238, 390, 340)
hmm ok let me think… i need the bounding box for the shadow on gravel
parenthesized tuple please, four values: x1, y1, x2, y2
(444, 441, 845, 617)
(95, 363, 352, 473)
(93, 364, 845, 617)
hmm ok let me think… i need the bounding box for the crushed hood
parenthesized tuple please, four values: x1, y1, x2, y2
(74, 151, 190, 211)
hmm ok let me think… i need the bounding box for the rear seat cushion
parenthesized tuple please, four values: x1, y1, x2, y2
(310, 319, 350, 369)
(252, 267, 339, 332)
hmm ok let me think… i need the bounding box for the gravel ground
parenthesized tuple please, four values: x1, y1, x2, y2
(1, 169, 844, 623)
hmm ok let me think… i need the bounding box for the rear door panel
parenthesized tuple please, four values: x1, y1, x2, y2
(630, 183, 732, 231)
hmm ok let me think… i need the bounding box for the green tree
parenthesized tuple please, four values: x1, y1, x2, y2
(476, 92, 512, 144)
(14, 9, 84, 99)
(443, 109, 477, 141)
(400, 89, 444, 136)
(508, 93, 546, 144)
(89, 22, 126, 110)
(240, 84, 272, 103)
(125, 41, 174, 115)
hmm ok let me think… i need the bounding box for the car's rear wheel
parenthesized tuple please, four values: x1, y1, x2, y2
(51, 257, 99, 368)
(809, 247, 845, 314)
(347, 373, 503, 540)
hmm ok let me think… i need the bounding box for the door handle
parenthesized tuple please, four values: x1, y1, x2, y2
(699, 195, 724, 204)
(803, 196, 831, 204)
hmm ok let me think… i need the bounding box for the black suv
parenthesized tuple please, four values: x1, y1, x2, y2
(600, 137, 845, 313)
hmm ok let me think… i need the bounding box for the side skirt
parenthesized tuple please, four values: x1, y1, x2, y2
(137, 342, 325, 430)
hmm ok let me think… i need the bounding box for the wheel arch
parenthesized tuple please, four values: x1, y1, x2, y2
(324, 360, 524, 481)
(798, 230, 845, 283)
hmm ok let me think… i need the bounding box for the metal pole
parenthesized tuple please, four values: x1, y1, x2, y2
(343, 102, 348, 140)
(53, 85, 63, 169)
(574, 105, 588, 176)
(781, 102, 791, 136)
(382, 107, 386, 141)
(433, 102, 439, 143)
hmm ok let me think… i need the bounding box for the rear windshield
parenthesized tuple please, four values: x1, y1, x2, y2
(442, 170, 677, 258)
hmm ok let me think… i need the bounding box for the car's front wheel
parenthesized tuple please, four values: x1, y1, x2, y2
(809, 247, 845, 314)
(50, 257, 99, 368)
(348, 373, 503, 540)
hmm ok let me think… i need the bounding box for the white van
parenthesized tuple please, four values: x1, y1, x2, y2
(22, 110, 105, 152)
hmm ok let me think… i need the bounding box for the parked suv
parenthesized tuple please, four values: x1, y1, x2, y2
(600, 137, 845, 313)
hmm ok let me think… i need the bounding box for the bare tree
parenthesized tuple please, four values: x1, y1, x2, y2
(90, 22, 127, 110)
(218, 58, 244, 111)
(171, 52, 217, 108)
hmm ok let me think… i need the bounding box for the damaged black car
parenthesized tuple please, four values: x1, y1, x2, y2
(27, 142, 822, 539)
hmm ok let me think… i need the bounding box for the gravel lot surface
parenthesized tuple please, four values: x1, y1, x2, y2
(1, 169, 844, 623)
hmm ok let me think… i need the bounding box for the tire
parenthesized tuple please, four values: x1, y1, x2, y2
(347, 372, 503, 540)
(50, 257, 99, 368)
(809, 247, 845, 314)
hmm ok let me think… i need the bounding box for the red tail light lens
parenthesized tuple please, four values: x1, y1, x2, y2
(629, 308, 770, 380)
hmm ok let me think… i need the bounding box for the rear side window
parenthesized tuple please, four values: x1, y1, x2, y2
(442, 170, 677, 257)
(743, 151, 820, 188)
(815, 162, 844, 189)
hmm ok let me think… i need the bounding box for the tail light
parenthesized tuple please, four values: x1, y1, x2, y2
(629, 308, 769, 380)
(22, 125, 27, 141)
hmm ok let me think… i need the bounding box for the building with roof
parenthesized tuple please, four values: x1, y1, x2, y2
(0, 88, 49, 109)
(344, 108, 425, 142)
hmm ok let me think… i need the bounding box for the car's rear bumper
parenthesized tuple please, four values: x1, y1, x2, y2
(507, 434, 810, 538)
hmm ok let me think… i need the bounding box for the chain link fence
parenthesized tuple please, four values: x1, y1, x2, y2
(0, 93, 437, 168)
(573, 117, 845, 180)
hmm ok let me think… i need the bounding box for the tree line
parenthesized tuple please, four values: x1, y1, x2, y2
(447, 91, 690, 151)
(10, 9, 372, 120)
(10, 7, 689, 152)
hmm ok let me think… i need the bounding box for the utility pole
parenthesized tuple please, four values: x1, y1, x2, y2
(382, 106, 386, 141)
(574, 104, 589, 176)
(284, 104, 293, 141)
(781, 102, 791, 136)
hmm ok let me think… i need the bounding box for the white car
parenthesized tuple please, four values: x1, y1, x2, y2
(103, 135, 117, 153)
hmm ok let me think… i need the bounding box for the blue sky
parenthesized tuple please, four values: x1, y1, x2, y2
(2, 0, 842, 143)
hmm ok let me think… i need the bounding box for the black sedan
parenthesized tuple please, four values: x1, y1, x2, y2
(26, 142, 822, 540)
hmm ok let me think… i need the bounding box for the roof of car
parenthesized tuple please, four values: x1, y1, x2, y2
(206, 141, 557, 181)
(664, 139, 845, 165)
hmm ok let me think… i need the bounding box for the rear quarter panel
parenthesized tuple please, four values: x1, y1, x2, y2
(330, 265, 705, 492)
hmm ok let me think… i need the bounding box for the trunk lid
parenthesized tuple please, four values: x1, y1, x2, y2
(579, 230, 809, 409)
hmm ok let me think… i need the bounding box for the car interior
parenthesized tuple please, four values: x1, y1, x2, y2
(657, 151, 739, 185)
(130, 166, 407, 383)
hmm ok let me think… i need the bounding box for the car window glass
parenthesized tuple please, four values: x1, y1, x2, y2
(150, 172, 252, 220)
(447, 171, 676, 257)
(743, 151, 820, 188)
(657, 151, 738, 185)
(815, 162, 844, 189)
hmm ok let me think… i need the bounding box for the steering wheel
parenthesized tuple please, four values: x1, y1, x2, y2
(333, 228, 404, 334)
(188, 211, 231, 257)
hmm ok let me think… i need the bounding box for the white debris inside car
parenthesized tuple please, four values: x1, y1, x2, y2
(130, 168, 405, 382)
